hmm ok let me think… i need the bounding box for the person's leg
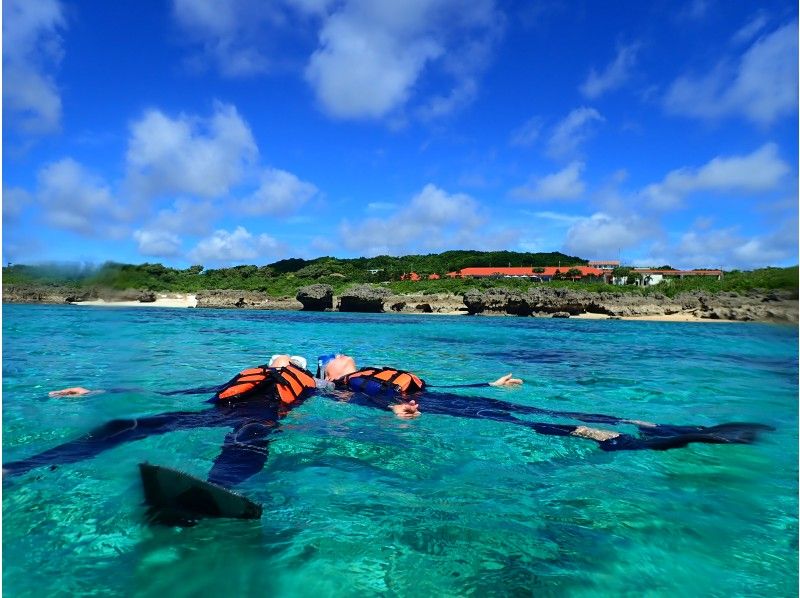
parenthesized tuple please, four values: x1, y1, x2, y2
(417, 390, 634, 426)
(3, 409, 221, 478)
(206, 420, 276, 487)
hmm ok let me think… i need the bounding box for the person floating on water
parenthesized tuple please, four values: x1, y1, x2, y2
(312, 354, 774, 451)
(5, 353, 773, 520)
(3, 354, 521, 489)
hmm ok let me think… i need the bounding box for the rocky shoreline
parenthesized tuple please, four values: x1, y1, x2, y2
(3, 283, 797, 323)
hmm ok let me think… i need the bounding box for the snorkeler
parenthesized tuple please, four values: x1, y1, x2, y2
(4, 355, 318, 489)
(6, 355, 521, 486)
(5, 353, 772, 522)
(315, 354, 774, 451)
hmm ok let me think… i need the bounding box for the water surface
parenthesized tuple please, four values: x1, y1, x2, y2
(3, 305, 797, 596)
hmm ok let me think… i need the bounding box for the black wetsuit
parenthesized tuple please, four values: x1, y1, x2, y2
(3, 375, 771, 488)
(333, 384, 772, 451)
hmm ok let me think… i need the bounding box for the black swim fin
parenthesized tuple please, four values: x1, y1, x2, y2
(599, 423, 774, 452)
(139, 463, 262, 522)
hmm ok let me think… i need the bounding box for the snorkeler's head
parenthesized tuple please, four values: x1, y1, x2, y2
(317, 354, 357, 380)
(269, 354, 308, 370)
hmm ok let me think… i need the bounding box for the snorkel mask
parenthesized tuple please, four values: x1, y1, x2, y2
(316, 353, 338, 378)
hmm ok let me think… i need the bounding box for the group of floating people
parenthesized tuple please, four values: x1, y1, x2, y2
(3, 353, 773, 519)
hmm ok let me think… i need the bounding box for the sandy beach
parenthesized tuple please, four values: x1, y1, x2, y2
(571, 311, 734, 322)
(74, 293, 198, 308)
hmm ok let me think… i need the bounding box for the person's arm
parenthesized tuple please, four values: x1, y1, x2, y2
(48, 383, 226, 398)
(324, 385, 421, 419)
(427, 373, 523, 390)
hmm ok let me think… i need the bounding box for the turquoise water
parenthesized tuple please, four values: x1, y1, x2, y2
(3, 304, 797, 597)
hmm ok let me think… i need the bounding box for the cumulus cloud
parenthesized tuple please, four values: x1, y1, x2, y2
(172, 0, 284, 76)
(640, 143, 789, 209)
(547, 107, 604, 159)
(188, 226, 282, 263)
(340, 183, 484, 254)
(305, 0, 501, 120)
(239, 168, 318, 215)
(134, 229, 183, 257)
(564, 212, 654, 258)
(666, 220, 797, 270)
(37, 158, 127, 236)
(126, 102, 258, 199)
(664, 20, 798, 125)
(511, 162, 586, 201)
(149, 198, 218, 236)
(3, 0, 66, 135)
(580, 43, 640, 98)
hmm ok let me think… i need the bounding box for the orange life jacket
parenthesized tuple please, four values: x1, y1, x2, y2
(213, 363, 316, 404)
(336, 367, 425, 395)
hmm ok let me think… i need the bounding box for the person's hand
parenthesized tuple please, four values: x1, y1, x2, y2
(390, 400, 420, 419)
(49, 387, 93, 397)
(489, 373, 523, 387)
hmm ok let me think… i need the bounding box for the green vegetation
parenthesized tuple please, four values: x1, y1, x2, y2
(3, 255, 797, 299)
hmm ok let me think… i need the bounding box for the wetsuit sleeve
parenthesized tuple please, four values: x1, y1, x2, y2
(426, 383, 489, 389)
(158, 384, 224, 396)
(78, 385, 224, 396)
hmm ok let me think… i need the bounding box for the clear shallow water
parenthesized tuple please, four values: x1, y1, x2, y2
(3, 304, 797, 597)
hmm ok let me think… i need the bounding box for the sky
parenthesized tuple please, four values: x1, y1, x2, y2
(2, 0, 798, 270)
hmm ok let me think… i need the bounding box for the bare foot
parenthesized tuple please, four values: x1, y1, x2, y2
(570, 426, 620, 442)
(49, 387, 92, 397)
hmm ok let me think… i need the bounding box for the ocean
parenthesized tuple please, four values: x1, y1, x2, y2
(3, 304, 797, 597)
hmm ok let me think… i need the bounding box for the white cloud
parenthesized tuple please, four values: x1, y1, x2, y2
(3, 0, 66, 135)
(239, 168, 318, 215)
(510, 117, 543, 147)
(547, 107, 604, 159)
(522, 210, 583, 226)
(564, 212, 653, 258)
(188, 226, 282, 263)
(511, 162, 586, 201)
(641, 143, 789, 209)
(3, 187, 33, 221)
(126, 102, 257, 199)
(37, 158, 127, 236)
(305, 0, 501, 120)
(732, 12, 769, 45)
(172, 0, 283, 76)
(580, 43, 639, 99)
(134, 229, 183, 257)
(667, 222, 797, 270)
(664, 20, 798, 124)
(366, 202, 398, 211)
(149, 199, 218, 235)
(340, 183, 484, 254)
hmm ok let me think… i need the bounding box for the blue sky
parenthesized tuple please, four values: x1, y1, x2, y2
(3, 0, 798, 270)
